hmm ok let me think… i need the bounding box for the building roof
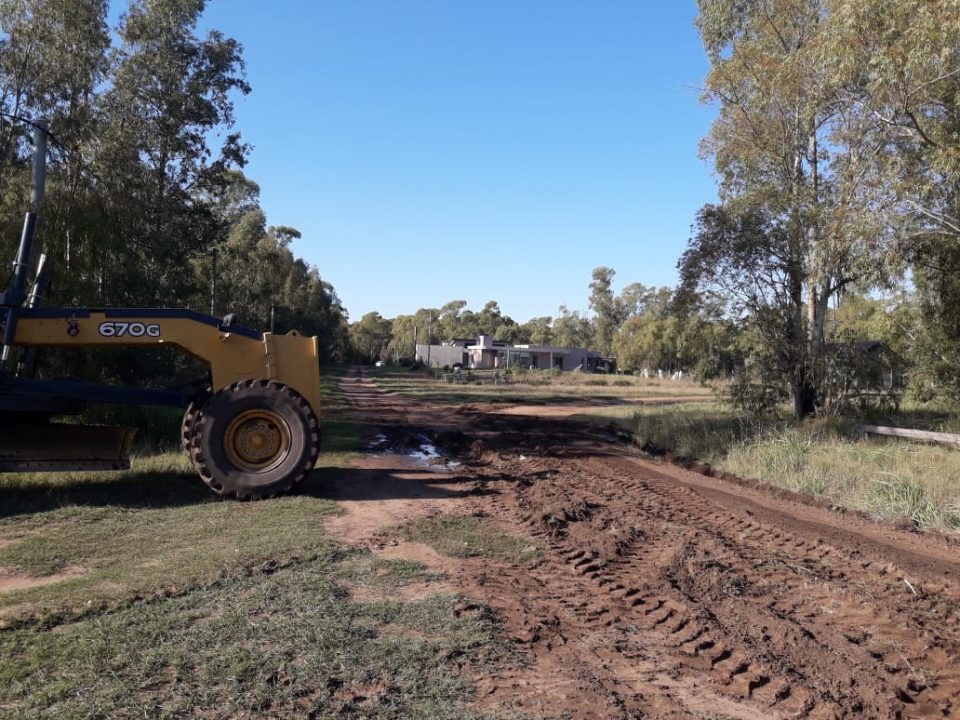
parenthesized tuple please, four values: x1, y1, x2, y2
(508, 344, 573, 355)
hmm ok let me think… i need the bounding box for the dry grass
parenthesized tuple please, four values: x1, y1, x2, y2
(373, 366, 716, 405)
(723, 425, 960, 531)
(581, 401, 960, 533)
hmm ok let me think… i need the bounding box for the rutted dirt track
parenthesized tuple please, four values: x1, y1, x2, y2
(333, 371, 960, 719)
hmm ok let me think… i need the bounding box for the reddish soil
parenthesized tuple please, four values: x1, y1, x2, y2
(328, 369, 960, 719)
(0, 565, 84, 593)
(493, 394, 713, 418)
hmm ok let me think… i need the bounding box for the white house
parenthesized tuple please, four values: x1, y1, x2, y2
(416, 335, 605, 371)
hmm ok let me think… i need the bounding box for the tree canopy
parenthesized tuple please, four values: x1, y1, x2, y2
(0, 0, 349, 390)
(685, 0, 960, 415)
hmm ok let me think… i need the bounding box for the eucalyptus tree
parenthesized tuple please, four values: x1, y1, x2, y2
(823, 0, 960, 401)
(552, 305, 594, 350)
(350, 312, 393, 363)
(0, 0, 110, 278)
(824, 0, 960, 247)
(518, 316, 554, 346)
(688, 0, 892, 415)
(617, 282, 655, 319)
(96, 0, 250, 306)
(588, 266, 625, 355)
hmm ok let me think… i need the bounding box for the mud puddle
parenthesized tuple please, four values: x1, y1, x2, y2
(366, 431, 461, 471)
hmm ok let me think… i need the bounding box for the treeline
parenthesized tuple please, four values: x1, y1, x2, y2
(0, 0, 349, 387)
(350, 261, 923, 400)
(679, 0, 960, 417)
(349, 266, 743, 379)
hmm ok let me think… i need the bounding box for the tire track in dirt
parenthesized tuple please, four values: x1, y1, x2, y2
(459, 408, 960, 718)
(599, 455, 960, 712)
(329, 372, 960, 718)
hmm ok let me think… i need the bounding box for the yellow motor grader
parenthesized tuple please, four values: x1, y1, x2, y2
(0, 126, 321, 499)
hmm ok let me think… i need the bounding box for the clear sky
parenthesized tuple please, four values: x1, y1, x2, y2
(188, 1, 718, 323)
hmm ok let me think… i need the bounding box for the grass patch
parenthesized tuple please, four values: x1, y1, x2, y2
(0, 549, 506, 719)
(0, 367, 368, 622)
(628, 401, 760, 463)
(723, 426, 960, 530)
(319, 365, 364, 463)
(0, 457, 341, 622)
(335, 555, 447, 590)
(371, 366, 715, 406)
(401, 515, 540, 564)
(0, 366, 511, 718)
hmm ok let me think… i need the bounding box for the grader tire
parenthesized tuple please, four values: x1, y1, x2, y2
(188, 379, 320, 499)
(180, 400, 202, 454)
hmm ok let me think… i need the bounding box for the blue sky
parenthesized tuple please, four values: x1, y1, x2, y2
(188, 1, 718, 323)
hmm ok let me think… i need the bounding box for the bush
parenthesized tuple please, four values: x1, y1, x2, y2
(729, 374, 784, 417)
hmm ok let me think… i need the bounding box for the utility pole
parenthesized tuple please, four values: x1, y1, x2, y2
(413, 325, 418, 362)
(426, 313, 432, 368)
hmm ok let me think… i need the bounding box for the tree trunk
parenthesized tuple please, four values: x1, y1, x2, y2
(792, 374, 817, 418)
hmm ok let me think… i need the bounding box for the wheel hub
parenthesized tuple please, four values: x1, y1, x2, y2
(224, 409, 291, 471)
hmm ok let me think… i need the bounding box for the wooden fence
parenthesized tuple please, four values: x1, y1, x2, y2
(857, 424, 960, 446)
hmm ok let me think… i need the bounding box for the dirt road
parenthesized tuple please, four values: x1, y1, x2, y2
(330, 371, 960, 719)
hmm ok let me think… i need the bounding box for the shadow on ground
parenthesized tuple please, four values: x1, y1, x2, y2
(307, 465, 483, 502)
(0, 464, 486, 519)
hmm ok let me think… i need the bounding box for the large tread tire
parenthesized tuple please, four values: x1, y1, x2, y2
(180, 400, 202, 455)
(188, 379, 320, 500)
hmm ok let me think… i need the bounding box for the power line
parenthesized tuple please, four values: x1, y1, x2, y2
(0, 111, 111, 190)
(0, 112, 66, 152)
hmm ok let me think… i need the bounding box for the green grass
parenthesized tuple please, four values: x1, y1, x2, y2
(401, 515, 541, 564)
(723, 425, 960, 530)
(619, 401, 760, 462)
(0, 368, 361, 620)
(0, 549, 506, 719)
(0, 368, 509, 718)
(320, 364, 364, 463)
(0, 369, 366, 623)
(0, 454, 342, 623)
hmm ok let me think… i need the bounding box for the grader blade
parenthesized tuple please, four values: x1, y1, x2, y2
(0, 423, 137, 472)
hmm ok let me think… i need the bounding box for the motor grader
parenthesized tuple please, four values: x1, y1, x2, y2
(0, 126, 321, 499)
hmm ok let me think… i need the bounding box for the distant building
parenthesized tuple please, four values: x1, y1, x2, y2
(823, 340, 903, 393)
(821, 340, 904, 412)
(416, 334, 606, 371)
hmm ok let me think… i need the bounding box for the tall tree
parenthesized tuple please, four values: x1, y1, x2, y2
(96, 0, 250, 305)
(0, 0, 351, 380)
(0, 0, 110, 264)
(519, 316, 554, 346)
(553, 305, 594, 350)
(692, 0, 886, 415)
(823, 0, 960, 402)
(350, 312, 393, 362)
(824, 0, 960, 247)
(617, 282, 655, 318)
(588, 266, 624, 355)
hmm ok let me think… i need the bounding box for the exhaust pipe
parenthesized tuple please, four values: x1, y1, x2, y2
(2, 121, 47, 367)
